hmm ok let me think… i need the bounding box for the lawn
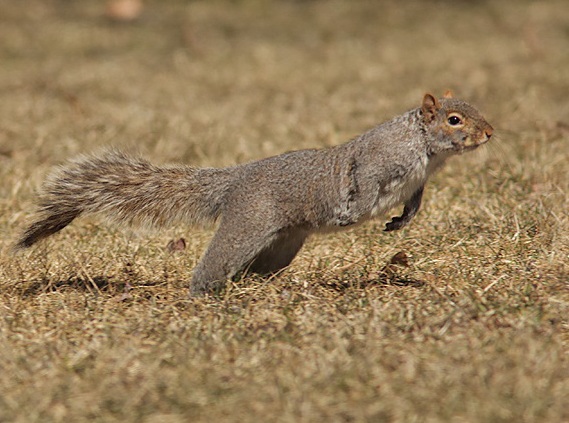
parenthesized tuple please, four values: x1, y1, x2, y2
(0, 1, 567, 422)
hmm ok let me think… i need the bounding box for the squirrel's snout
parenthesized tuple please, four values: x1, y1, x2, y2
(484, 125, 494, 140)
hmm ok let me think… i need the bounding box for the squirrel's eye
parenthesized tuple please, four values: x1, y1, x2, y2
(448, 115, 463, 126)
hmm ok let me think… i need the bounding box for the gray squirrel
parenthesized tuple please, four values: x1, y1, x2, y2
(16, 92, 494, 296)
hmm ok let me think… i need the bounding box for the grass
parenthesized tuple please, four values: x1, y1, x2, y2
(1, 0, 568, 422)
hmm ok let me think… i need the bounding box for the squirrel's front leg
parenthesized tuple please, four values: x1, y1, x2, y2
(384, 186, 424, 232)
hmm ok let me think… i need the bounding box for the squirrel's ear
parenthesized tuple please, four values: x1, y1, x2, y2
(443, 90, 453, 98)
(421, 93, 441, 122)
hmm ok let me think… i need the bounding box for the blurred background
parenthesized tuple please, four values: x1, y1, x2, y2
(0, 0, 567, 167)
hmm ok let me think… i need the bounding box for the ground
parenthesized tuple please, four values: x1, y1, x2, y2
(0, 1, 568, 422)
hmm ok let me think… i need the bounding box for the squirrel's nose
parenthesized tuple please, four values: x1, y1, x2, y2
(484, 125, 494, 139)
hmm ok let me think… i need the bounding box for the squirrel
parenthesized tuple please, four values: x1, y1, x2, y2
(16, 92, 493, 296)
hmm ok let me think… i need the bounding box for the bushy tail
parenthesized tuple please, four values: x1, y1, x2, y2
(16, 150, 234, 249)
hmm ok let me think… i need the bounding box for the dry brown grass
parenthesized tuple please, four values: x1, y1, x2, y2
(1, 1, 568, 422)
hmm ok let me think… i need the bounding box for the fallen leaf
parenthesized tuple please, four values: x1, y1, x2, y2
(166, 238, 186, 252)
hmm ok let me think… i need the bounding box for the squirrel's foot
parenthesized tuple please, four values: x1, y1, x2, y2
(384, 215, 409, 232)
(384, 186, 424, 232)
(189, 278, 227, 297)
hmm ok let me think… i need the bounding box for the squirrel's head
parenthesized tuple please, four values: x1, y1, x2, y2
(420, 92, 494, 155)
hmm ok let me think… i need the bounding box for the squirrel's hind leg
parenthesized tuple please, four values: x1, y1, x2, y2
(189, 217, 296, 296)
(248, 229, 307, 275)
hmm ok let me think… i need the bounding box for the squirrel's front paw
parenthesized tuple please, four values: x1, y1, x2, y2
(384, 216, 407, 232)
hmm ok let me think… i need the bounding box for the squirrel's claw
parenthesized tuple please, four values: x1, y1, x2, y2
(384, 215, 407, 232)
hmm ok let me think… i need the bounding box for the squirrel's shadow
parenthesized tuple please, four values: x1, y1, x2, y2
(22, 276, 121, 297)
(375, 276, 425, 288)
(320, 275, 425, 292)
